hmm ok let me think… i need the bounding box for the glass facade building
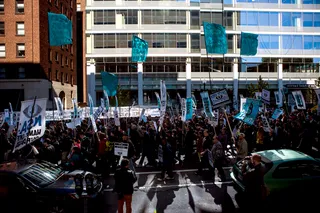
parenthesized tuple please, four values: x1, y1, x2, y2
(85, 0, 320, 106)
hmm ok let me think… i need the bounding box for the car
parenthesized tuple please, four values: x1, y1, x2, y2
(230, 149, 320, 202)
(0, 159, 104, 213)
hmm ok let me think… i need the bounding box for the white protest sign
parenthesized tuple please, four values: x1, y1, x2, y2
(90, 115, 98, 132)
(114, 110, 120, 126)
(114, 142, 129, 157)
(261, 115, 271, 132)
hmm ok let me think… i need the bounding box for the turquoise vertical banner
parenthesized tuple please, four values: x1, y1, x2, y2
(186, 98, 193, 120)
(88, 94, 94, 116)
(155, 92, 161, 109)
(240, 32, 259, 56)
(203, 22, 228, 54)
(192, 94, 197, 109)
(115, 96, 118, 108)
(200, 92, 214, 118)
(131, 35, 148, 62)
(48, 12, 72, 46)
(234, 98, 260, 125)
(72, 98, 78, 118)
(101, 72, 118, 97)
(272, 109, 283, 120)
(103, 90, 110, 112)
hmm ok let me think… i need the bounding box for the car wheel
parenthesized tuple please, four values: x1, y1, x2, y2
(48, 204, 66, 213)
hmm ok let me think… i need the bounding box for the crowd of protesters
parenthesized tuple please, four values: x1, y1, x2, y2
(0, 106, 319, 179)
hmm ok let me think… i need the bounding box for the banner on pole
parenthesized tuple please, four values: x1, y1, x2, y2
(14, 98, 47, 152)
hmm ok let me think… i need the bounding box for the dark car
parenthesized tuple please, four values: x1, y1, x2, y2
(0, 159, 103, 213)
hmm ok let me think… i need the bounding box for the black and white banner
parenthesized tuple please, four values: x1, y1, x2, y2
(159, 80, 167, 127)
(261, 115, 271, 132)
(209, 89, 231, 109)
(181, 98, 186, 122)
(54, 97, 64, 118)
(274, 91, 280, 105)
(261, 89, 270, 104)
(292, 90, 306, 110)
(14, 98, 47, 152)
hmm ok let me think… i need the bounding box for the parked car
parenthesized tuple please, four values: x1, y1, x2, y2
(231, 149, 320, 202)
(0, 159, 103, 213)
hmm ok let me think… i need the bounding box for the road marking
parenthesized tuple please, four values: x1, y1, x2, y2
(109, 167, 232, 176)
(103, 181, 233, 192)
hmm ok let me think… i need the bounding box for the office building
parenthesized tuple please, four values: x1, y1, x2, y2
(0, 0, 77, 110)
(84, 0, 320, 107)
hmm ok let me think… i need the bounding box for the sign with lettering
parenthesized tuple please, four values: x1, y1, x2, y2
(13, 98, 47, 152)
(114, 142, 129, 157)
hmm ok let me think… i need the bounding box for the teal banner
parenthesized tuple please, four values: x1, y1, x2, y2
(88, 94, 94, 115)
(203, 22, 228, 54)
(101, 72, 118, 97)
(234, 98, 260, 125)
(240, 32, 258, 56)
(200, 92, 214, 118)
(48, 12, 72, 46)
(186, 98, 193, 120)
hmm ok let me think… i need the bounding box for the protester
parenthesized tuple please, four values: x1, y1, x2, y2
(114, 158, 137, 213)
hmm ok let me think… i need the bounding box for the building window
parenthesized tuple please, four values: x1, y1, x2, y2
(49, 49, 52, 61)
(61, 54, 64, 66)
(0, 68, 5, 79)
(55, 0, 59, 7)
(55, 70, 59, 80)
(70, 75, 73, 86)
(0, 44, 5, 57)
(0, 0, 4, 14)
(60, 3, 63, 14)
(71, 0, 73, 8)
(16, 0, 24, 14)
(71, 59, 74, 69)
(0, 22, 4, 36)
(18, 67, 25, 78)
(16, 22, 25, 36)
(65, 73, 68, 83)
(60, 72, 64, 84)
(16, 43, 25, 57)
(48, 68, 52, 80)
(55, 52, 58, 61)
(65, 56, 69, 66)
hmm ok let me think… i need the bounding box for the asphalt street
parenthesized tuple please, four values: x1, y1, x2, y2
(102, 167, 239, 213)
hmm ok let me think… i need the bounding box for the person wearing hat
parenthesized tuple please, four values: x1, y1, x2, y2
(237, 133, 248, 161)
(122, 131, 136, 173)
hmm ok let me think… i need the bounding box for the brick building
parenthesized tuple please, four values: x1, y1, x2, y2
(0, 0, 77, 111)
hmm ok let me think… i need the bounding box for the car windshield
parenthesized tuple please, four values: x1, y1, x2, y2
(19, 162, 63, 187)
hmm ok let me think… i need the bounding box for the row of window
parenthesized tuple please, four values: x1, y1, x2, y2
(0, 43, 25, 58)
(0, 0, 24, 14)
(48, 0, 74, 9)
(48, 50, 74, 69)
(92, 0, 320, 3)
(48, 68, 74, 85)
(239, 12, 320, 27)
(92, 10, 320, 28)
(0, 22, 25, 36)
(92, 33, 320, 50)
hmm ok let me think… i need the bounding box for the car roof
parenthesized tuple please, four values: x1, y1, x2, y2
(0, 159, 38, 174)
(256, 149, 314, 163)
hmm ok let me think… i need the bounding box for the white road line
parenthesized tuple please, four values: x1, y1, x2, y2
(103, 181, 233, 192)
(109, 167, 233, 176)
